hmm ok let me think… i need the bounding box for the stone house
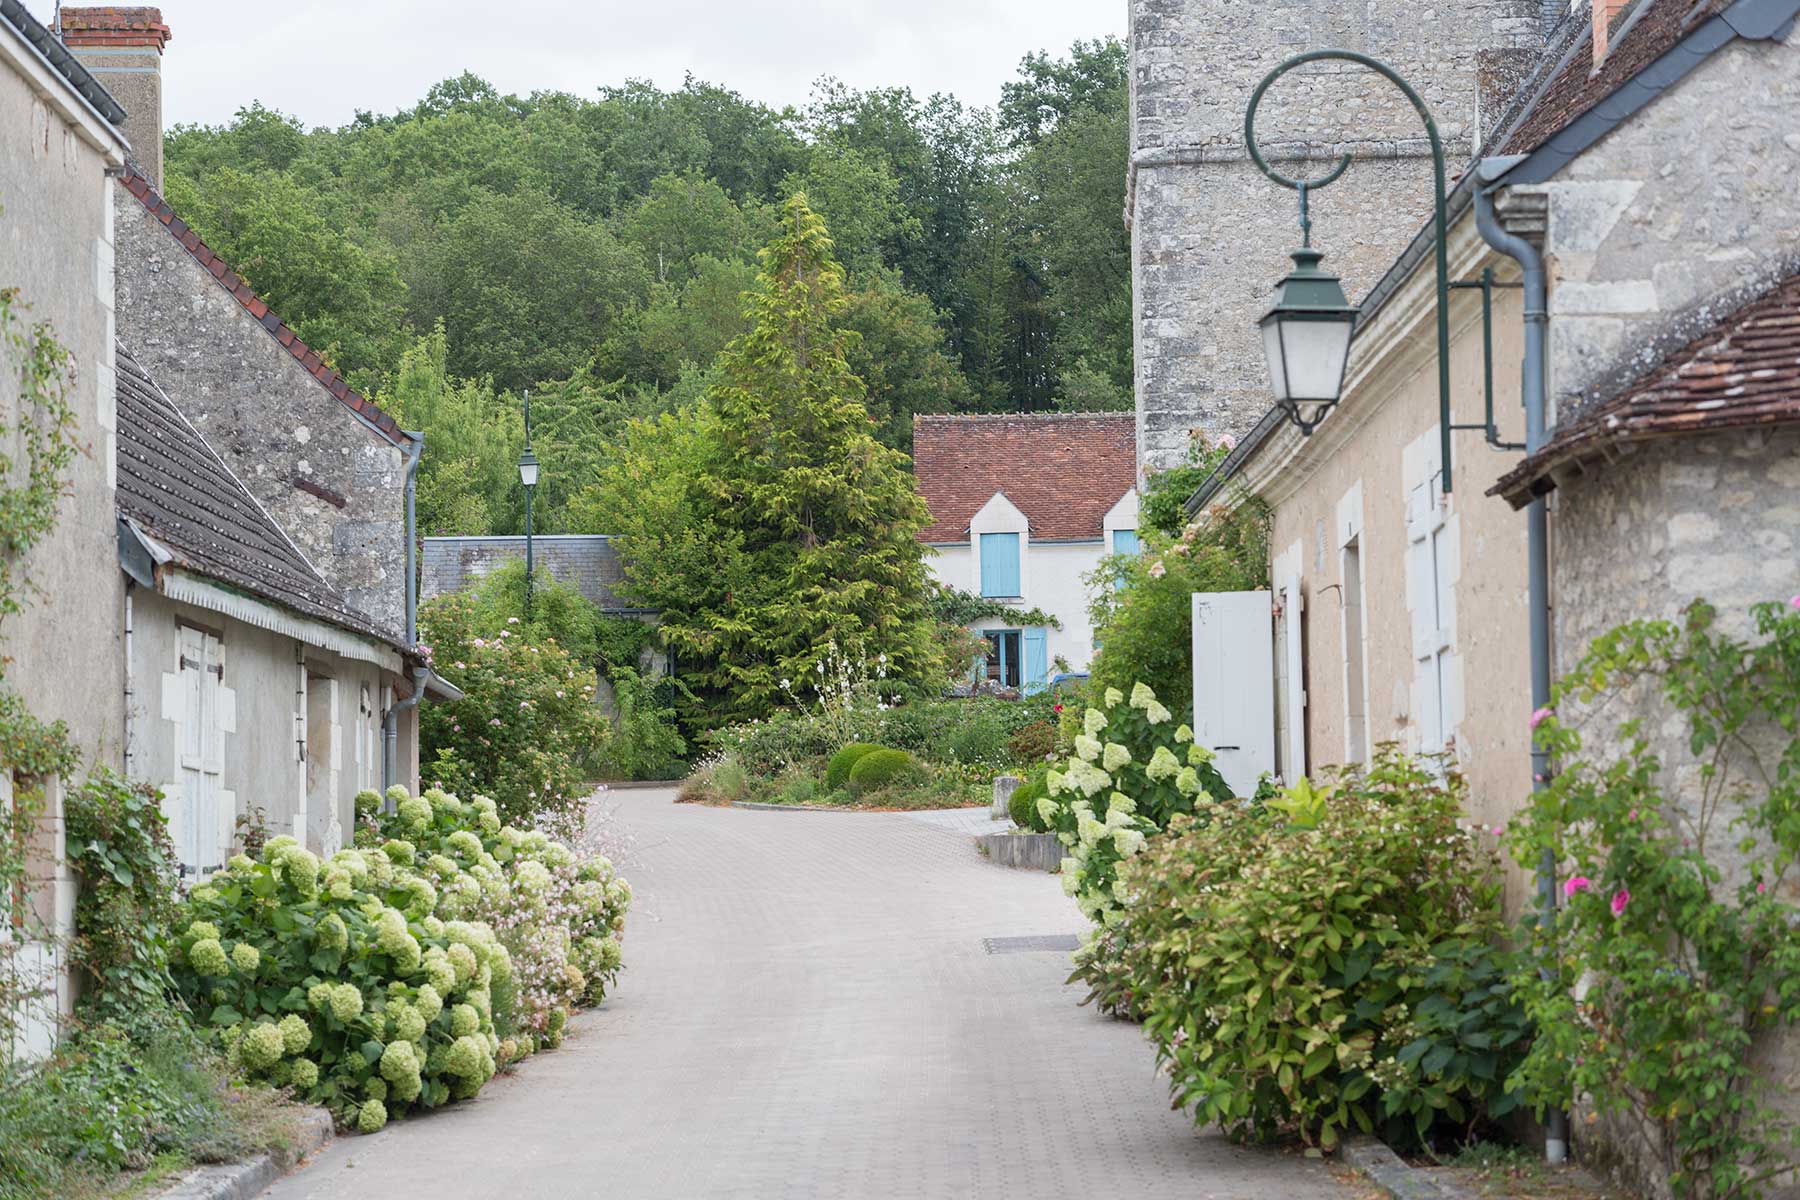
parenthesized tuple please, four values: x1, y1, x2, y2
(57, 7, 447, 791)
(0, 0, 131, 1062)
(1141, 0, 1800, 1189)
(912, 414, 1139, 691)
(115, 344, 436, 878)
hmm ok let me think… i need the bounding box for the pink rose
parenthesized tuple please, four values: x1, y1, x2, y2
(1530, 706, 1554, 729)
(1610, 888, 1630, 917)
(1564, 876, 1592, 898)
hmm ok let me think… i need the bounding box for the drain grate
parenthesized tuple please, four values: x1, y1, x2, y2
(982, 934, 1081, 955)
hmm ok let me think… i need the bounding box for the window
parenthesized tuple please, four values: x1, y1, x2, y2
(979, 627, 1050, 693)
(979, 532, 1020, 597)
(984, 629, 1022, 689)
(1112, 528, 1139, 556)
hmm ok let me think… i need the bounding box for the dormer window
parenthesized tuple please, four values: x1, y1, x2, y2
(979, 532, 1021, 598)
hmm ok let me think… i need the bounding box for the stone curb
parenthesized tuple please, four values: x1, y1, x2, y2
(154, 1107, 333, 1200)
(1342, 1138, 1471, 1200)
(732, 800, 859, 812)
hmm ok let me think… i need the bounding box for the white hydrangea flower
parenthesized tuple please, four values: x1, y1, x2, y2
(1144, 699, 1172, 725)
(1187, 743, 1217, 766)
(1102, 742, 1131, 772)
(1045, 768, 1068, 795)
(1174, 723, 1195, 744)
(1103, 687, 1124, 707)
(1129, 682, 1157, 711)
(1175, 766, 1202, 796)
(1060, 869, 1081, 897)
(1106, 792, 1136, 818)
(1145, 745, 1180, 782)
(1077, 813, 1107, 847)
(1036, 797, 1060, 827)
(1073, 734, 1102, 763)
(1083, 708, 1108, 737)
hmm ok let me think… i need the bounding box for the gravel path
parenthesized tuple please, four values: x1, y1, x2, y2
(258, 788, 1354, 1200)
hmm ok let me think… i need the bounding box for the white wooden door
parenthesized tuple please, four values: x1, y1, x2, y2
(177, 626, 226, 876)
(1192, 590, 1277, 799)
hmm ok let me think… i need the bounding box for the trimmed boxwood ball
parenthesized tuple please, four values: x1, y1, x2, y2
(1008, 775, 1049, 831)
(824, 743, 885, 791)
(846, 748, 921, 795)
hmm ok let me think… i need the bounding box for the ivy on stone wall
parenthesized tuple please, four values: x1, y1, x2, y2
(931, 583, 1063, 632)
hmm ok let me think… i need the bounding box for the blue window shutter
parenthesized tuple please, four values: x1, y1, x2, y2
(980, 532, 1020, 597)
(1022, 628, 1049, 694)
(1113, 529, 1140, 556)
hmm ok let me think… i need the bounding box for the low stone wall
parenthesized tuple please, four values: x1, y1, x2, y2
(976, 832, 1065, 872)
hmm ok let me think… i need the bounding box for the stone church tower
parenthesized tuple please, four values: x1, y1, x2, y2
(1128, 0, 1550, 472)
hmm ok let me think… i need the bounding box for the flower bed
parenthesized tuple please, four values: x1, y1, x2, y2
(171, 785, 630, 1132)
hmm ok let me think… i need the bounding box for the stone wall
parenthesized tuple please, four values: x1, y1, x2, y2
(111, 192, 409, 631)
(1129, 0, 1543, 470)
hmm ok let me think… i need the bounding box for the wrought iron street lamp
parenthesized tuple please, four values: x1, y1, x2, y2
(1244, 50, 1459, 490)
(518, 390, 539, 621)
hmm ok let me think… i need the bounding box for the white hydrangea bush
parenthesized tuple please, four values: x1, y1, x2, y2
(171, 784, 630, 1133)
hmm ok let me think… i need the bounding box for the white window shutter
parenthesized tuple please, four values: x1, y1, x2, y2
(1192, 591, 1276, 798)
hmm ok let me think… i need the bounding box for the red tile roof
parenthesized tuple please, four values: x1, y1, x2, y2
(119, 165, 413, 447)
(58, 5, 170, 49)
(1491, 270, 1800, 507)
(912, 413, 1136, 543)
(1498, 0, 1728, 155)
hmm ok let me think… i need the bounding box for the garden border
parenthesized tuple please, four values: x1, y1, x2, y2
(152, 1106, 333, 1200)
(1342, 1137, 1471, 1200)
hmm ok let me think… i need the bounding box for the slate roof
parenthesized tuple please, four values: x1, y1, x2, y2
(1491, 270, 1800, 507)
(911, 413, 1136, 543)
(115, 343, 406, 649)
(421, 536, 637, 611)
(117, 166, 413, 448)
(0, 0, 126, 123)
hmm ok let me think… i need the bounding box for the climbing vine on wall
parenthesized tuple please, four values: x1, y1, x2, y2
(930, 583, 1063, 632)
(0, 280, 84, 1042)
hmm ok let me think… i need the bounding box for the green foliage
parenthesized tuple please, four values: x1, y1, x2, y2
(1009, 774, 1050, 831)
(1506, 600, 1800, 1199)
(457, 557, 607, 668)
(712, 695, 1054, 778)
(65, 772, 182, 1023)
(418, 590, 608, 825)
(846, 748, 922, 795)
(929, 582, 1062, 632)
(1140, 432, 1235, 538)
(1116, 749, 1525, 1152)
(1038, 682, 1233, 933)
(1088, 497, 1270, 719)
(840, 269, 973, 452)
(1007, 719, 1057, 765)
(591, 667, 687, 782)
(824, 744, 884, 792)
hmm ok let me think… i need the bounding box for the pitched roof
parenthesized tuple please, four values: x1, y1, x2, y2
(911, 413, 1136, 543)
(0, 0, 126, 124)
(118, 166, 413, 448)
(1490, 270, 1800, 507)
(115, 343, 406, 649)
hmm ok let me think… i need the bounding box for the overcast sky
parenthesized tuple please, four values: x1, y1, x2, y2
(30, 1, 1125, 128)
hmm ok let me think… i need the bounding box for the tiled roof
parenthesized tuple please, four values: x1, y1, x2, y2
(911, 413, 1136, 543)
(115, 343, 406, 649)
(58, 5, 171, 48)
(421, 536, 636, 611)
(1497, 0, 1732, 155)
(1491, 270, 1800, 507)
(118, 166, 413, 447)
(0, 0, 127, 124)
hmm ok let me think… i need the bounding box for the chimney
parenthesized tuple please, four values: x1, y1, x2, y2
(1592, 0, 1627, 70)
(59, 7, 173, 189)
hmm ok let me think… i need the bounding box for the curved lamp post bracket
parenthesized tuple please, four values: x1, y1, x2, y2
(1244, 49, 1460, 491)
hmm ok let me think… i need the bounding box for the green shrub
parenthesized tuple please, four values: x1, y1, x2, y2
(1007, 719, 1057, 766)
(678, 754, 749, 805)
(419, 590, 610, 825)
(64, 770, 181, 1023)
(1114, 749, 1525, 1152)
(712, 696, 1047, 777)
(592, 666, 687, 781)
(1008, 775, 1049, 831)
(824, 743, 884, 791)
(847, 748, 921, 794)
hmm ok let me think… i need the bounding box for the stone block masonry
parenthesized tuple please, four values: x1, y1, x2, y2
(1129, 0, 1543, 472)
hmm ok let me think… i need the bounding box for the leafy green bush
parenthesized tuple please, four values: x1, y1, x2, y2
(1007, 719, 1056, 765)
(1008, 774, 1049, 831)
(825, 743, 885, 791)
(1087, 499, 1268, 719)
(172, 786, 630, 1132)
(592, 666, 687, 781)
(1115, 750, 1525, 1152)
(677, 754, 749, 805)
(64, 770, 181, 1023)
(712, 695, 1050, 777)
(1507, 600, 1800, 1199)
(1038, 682, 1232, 933)
(420, 589, 609, 824)
(847, 748, 921, 794)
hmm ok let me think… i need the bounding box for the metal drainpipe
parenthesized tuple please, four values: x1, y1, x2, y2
(381, 432, 426, 797)
(1475, 164, 1568, 1167)
(124, 582, 135, 779)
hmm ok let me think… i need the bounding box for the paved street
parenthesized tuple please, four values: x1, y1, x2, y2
(259, 789, 1355, 1200)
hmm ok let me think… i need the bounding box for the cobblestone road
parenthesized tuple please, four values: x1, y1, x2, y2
(259, 789, 1355, 1200)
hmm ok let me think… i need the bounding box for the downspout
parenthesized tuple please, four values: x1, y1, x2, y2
(382, 432, 426, 795)
(124, 581, 135, 779)
(1475, 162, 1568, 1167)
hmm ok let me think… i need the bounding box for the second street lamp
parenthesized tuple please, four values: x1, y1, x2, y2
(518, 390, 539, 622)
